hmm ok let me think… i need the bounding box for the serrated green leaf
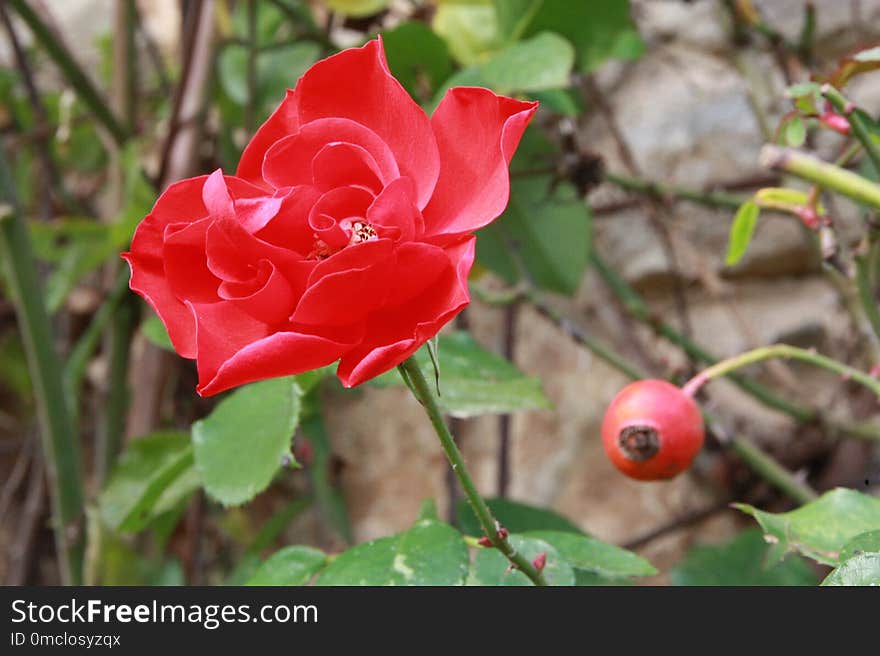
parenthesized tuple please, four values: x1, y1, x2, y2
(246, 546, 327, 586)
(192, 377, 302, 506)
(482, 32, 574, 94)
(468, 535, 574, 585)
(457, 497, 584, 537)
(734, 488, 880, 566)
(317, 519, 468, 585)
(100, 432, 198, 533)
(525, 530, 657, 578)
(784, 115, 806, 147)
(670, 530, 816, 586)
(839, 530, 880, 562)
(371, 332, 550, 417)
(821, 552, 880, 586)
(725, 200, 760, 266)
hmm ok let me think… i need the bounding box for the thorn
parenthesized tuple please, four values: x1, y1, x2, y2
(533, 551, 547, 572)
(477, 536, 493, 548)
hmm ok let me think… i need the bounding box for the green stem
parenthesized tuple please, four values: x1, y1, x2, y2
(682, 344, 880, 398)
(398, 356, 548, 586)
(855, 245, 880, 345)
(8, 0, 128, 145)
(604, 171, 745, 210)
(760, 145, 880, 208)
(821, 85, 880, 176)
(728, 437, 817, 502)
(0, 154, 83, 584)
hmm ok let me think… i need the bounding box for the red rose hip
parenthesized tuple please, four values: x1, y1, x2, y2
(601, 379, 704, 481)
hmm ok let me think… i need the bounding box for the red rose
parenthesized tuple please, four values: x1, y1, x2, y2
(123, 38, 536, 396)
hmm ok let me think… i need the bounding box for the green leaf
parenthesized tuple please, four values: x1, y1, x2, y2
(839, 530, 880, 562)
(734, 488, 880, 566)
(468, 535, 574, 585)
(518, 0, 645, 73)
(141, 314, 175, 352)
(317, 519, 468, 585)
(192, 377, 302, 506)
(457, 497, 584, 537)
(218, 42, 320, 110)
(245, 546, 327, 586)
(670, 530, 816, 586)
(784, 115, 806, 147)
(371, 332, 550, 417)
(381, 22, 454, 100)
(417, 499, 440, 521)
(477, 127, 591, 294)
(431, 0, 501, 67)
(226, 498, 311, 584)
(482, 32, 575, 94)
(100, 432, 198, 533)
(785, 82, 821, 98)
(492, 0, 542, 43)
(724, 200, 760, 266)
(325, 0, 388, 17)
(525, 530, 657, 579)
(821, 552, 880, 586)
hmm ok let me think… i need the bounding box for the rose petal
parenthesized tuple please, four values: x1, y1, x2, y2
(292, 238, 393, 326)
(255, 185, 323, 254)
(206, 219, 313, 298)
(366, 177, 424, 243)
(236, 88, 301, 187)
(162, 218, 220, 303)
(262, 117, 399, 190)
(311, 142, 384, 193)
(191, 301, 353, 396)
(292, 38, 439, 208)
(336, 236, 475, 387)
(423, 87, 537, 237)
(218, 260, 296, 326)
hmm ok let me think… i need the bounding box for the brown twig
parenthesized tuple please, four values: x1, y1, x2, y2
(621, 500, 732, 550)
(0, 434, 35, 524)
(578, 75, 696, 354)
(5, 452, 46, 585)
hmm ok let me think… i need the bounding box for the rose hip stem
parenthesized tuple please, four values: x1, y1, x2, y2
(398, 356, 548, 586)
(681, 343, 880, 399)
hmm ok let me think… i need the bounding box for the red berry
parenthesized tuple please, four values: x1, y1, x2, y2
(601, 379, 705, 481)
